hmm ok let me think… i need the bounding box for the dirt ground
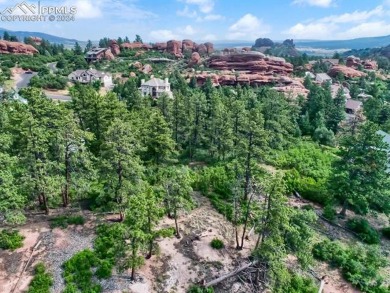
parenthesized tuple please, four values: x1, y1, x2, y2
(1, 194, 388, 293)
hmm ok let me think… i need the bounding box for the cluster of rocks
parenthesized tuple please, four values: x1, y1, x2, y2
(0, 40, 38, 55)
(207, 52, 293, 74)
(328, 64, 367, 78)
(132, 61, 153, 74)
(346, 55, 378, 70)
(120, 39, 214, 58)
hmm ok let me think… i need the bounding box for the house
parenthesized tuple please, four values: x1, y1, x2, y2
(322, 58, 340, 67)
(305, 71, 315, 79)
(68, 69, 113, 88)
(85, 47, 108, 63)
(345, 99, 362, 115)
(140, 77, 173, 98)
(316, 73, 332, 84)
(331, 84, 351, 99)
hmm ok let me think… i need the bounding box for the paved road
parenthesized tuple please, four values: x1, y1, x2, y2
(16, 72, 38, 89)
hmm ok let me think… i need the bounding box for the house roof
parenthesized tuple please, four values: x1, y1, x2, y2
(142, 78, 169, 87)
(69, 69, 111, 79)
(86, 48, 106, 55)
(316, 73, 332, 81)
(345, 99, 362, 110)
(323, 59, 340, 65)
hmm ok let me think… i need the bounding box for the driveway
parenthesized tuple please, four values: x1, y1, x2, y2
(16, 72, 38, 89)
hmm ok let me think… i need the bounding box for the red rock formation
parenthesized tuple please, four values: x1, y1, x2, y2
(153, 42, 167, 51)
(196, 44, 208, 55)
(109, 40, 121, 56)
(204, 42, 214, 54)
(142, 64, 153, 74)
(207, 53, 293, 75)
(182, 39, 195, 53)
(30, 36, 42, 45)
(0, 40, 38, 55)
(121, 42, 152, 50)
(362, 60, 378, 70)
(167, 40, 183, 57)
(328, 65, 367, 78)
(188, 52, 201, 67)
(346, 55, 361, 68)
(104, 49, 115, 60)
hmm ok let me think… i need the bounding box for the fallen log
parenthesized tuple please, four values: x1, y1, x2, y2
(204, 260, 259, 288)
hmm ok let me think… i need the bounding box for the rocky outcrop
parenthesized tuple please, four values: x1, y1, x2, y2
(104, 49, 115, 61)
(346, 55, 378, 70)
(182, 39, 195, 53)
(167, 40, 183, 57)
(153, 42, 168, 51)
(110, 40, 121, 56)
(253, 38, 274, 48)
(188, 52, 201, 67)
(142, 64, 153, 74)
(0, 40, 38, 55)
(282, 39, 294, 47)
(328, 65, 367, 78)
(29, 36, 42, 45)
(204, 42, 214, 54)
(121, 42, 152, 50)
(207, 52, 293, 75)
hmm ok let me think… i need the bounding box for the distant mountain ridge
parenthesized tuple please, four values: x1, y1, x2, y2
(0, 28, 80, 46)
(295, 35, 390, 50)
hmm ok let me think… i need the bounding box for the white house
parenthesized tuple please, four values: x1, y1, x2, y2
(140, 77, 173, 98)
(315, 73, 332, 84)
(68, 69, 113, 88)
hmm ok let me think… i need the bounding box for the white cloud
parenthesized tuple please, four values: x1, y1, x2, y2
(179, 25, 197, 35)
(227, 14, 270, 40)
(284, 22, 337, 39)
(196, 14, 224, 21)
(180, 0, 215, 13)
(319, 5, 385, 23)
(177, 6, 197, 18)
(293, 0, 333, 7)
(64, 0, 102, 18)
(285, 4, 390, 39)
(203, 33, 217, 41)
(337, 21, 390, 39)
(149, 30, 180, 41)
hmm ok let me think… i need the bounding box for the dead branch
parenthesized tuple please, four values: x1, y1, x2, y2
(204, 260, 259, 288)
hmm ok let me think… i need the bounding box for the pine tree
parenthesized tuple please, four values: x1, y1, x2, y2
(100, 119, 144, 221)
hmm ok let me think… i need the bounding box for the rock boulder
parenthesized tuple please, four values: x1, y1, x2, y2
(328, 65, 367, 78)
(167, 40, 183, 57)
(0, 40, 38, 55)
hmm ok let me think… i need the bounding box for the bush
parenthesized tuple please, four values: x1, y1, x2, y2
(27, 263, 53, 293)
(322, 204, 336, 222)
(0, 229, 24, 250)
(346, 218, 380, 244)
(210, 238, 224, 250)
(381, 227, 390, 240)
(50, 215, 85, 229)
(286, 274, 317, 293)
(188, 286, 214, 293)
(62, 249, 102, 293)
(312, 240, 387, 291)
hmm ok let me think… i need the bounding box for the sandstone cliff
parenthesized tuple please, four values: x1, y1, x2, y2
(0, 40, 38, 55)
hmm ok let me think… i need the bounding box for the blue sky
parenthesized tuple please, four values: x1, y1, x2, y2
(0, 0, 390, 42)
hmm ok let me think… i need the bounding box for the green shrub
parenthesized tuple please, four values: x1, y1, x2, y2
(50, 215, 85, 229)
(322, 204, 336, 222)
(381, 227, 390, 240)
(346, 218, 380, 244)
(0, 229, 24, 250)
(62, 249, 102, 293)
(286, 274, 317, 293)
(312, 240, 387, 291)
(188, 286, 214, 293)
(27, 263, 53, 293)
(210, 238, 224, 250)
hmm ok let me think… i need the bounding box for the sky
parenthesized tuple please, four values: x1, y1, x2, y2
(0, 0, 390, 42)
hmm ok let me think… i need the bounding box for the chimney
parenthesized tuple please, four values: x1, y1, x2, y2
(141, 79, 145, 84)
(165, 78, 169, 84)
